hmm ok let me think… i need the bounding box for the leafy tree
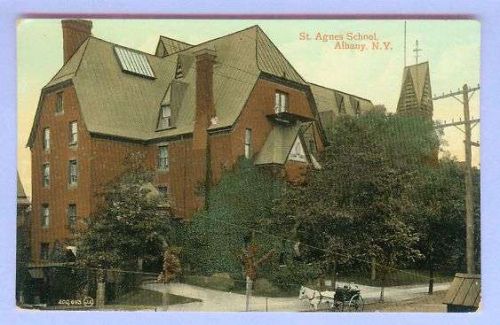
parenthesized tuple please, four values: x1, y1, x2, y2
(182, 158, 283, 278)
(406, 159, 481, 292)
(75, 153, 173, 272)
(271, 112, 440, 288)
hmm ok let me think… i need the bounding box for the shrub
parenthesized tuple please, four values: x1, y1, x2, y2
(253, 278, 281, 296)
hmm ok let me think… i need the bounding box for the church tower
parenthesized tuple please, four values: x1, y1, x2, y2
(396, 61, 433, 120)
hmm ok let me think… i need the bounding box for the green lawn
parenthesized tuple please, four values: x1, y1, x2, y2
(110, 288, 199, 307)
(330, 270, 454, 288)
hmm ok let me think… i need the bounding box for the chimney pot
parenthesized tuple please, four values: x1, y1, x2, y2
(61, 20, 92, 63)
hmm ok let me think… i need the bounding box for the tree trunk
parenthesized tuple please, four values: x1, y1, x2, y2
(96, 281, 106, 308)
(137, 258, 143, 271)
(379, 272, 386, 302)
(371, 257, 377, 281)
(332, 260, 337, 290)
(95, 270, 106, 309)
(162, 283, 170, 310)
(319, 273, 326, 291)
(428, 253, 434, 294)
(245, 276, 253, 312)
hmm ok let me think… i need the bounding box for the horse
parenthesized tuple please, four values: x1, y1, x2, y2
(299, 286, 335, 310)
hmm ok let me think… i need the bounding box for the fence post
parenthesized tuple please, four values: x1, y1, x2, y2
(162, 283, 170, 310)
(245, 276, 252, 311)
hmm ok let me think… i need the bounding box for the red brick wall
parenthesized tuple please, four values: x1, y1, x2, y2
(30, 85, 92, 262)
(29, 77, 326, 261)
(209, 78, 325, 185)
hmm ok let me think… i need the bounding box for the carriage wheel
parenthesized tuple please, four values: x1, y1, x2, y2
(332, 300, 344, 312)
(348, 294, 364, 312)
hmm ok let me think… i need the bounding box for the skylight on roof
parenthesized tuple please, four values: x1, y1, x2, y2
(114, 46, 155, 79)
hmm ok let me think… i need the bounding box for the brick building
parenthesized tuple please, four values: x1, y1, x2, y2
(27, 20, 374, 263)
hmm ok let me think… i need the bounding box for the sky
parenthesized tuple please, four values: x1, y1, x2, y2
(17, 19, 480, 197)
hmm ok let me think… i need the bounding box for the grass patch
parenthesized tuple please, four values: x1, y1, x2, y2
(332, 270, 454, 287)
(111, 288, 198, 307)
(184, 275, 235, 291)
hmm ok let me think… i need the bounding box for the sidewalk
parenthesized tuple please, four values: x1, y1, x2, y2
(142, 281, 450, 312)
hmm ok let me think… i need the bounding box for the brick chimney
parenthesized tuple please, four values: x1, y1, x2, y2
(61, 20, 92, 63)
(192, 48, 216, 210)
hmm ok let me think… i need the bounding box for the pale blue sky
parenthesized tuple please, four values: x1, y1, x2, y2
(17, 19, 480, 195)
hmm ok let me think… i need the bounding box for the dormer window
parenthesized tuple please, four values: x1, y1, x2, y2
(175, 61, 184, 79)
(158, 105, 172, 129)
(337, 95, 346, 114)
(275, 91, 288, 114)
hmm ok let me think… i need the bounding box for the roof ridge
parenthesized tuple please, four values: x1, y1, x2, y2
(309, 82, 373, 102)
(88, 35, 160, 58)
(73, 37, 91, 79)
(159, 35, 193, 47)
(165, 25, 260, 56)
(255, 26, 305, 83)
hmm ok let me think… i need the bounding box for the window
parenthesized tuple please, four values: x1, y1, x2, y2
(55, 92, 63, 113)
(41, 204, 49, 228)
(244, 128, 252, 159)
(338, 96, 346, 114)
(42, 163, 50, 187)
(114, 46, 156, 79)
(68, 204, 77, 228)
(289, 137, 307, 162)
(68, 160, 78, 186)
(40, 242, 50, 260)
(309, 139, 317, 156)
(275, 91, 288, 113)
(158, 146, 169, 170)
(69, 121, 78, 145)
(158, 186, 168, 199)
(353, 100, 361, 117)
(43, 128, 50, 151)
(158, 105, 172, 129)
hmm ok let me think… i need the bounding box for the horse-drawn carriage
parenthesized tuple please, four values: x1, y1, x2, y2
(299, 283, 364, 312)
(331, 284, 364, 312)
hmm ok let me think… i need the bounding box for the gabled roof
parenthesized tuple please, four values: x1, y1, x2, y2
(401, 62, 429, 104)
(17, 172, 30, 205)
(155, 36, 193, 57)
(255, 123, 306, 165)
(28, 24, 372, 147)
(308, 83, 374, 130)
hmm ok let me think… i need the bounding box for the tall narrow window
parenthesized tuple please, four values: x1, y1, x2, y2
(41, 204, 49, 228)
(158, 146, 169, 170)
(68, 160, 78, 186)
(245, 128, 252, 159)
(43, 128, 50, 151)
(158, 105, 172, 129)
(55, 92, 63, 114)
(275, 91, 288, 114)
(42, 163, 50, 187)
(338, 96, 346, 114)
(40, 242, 50, 260)
(68, 204, 77, 228)
(69, 121, 78, 145)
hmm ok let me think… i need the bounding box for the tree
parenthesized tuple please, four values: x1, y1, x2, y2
(406, 159, 481, 293)
(182, 158, 282, 277)
(271, 112, 439, 292)
(76, 152, 174, 272)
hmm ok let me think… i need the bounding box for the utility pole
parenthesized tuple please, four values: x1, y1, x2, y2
(433, 83, 479, 274)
